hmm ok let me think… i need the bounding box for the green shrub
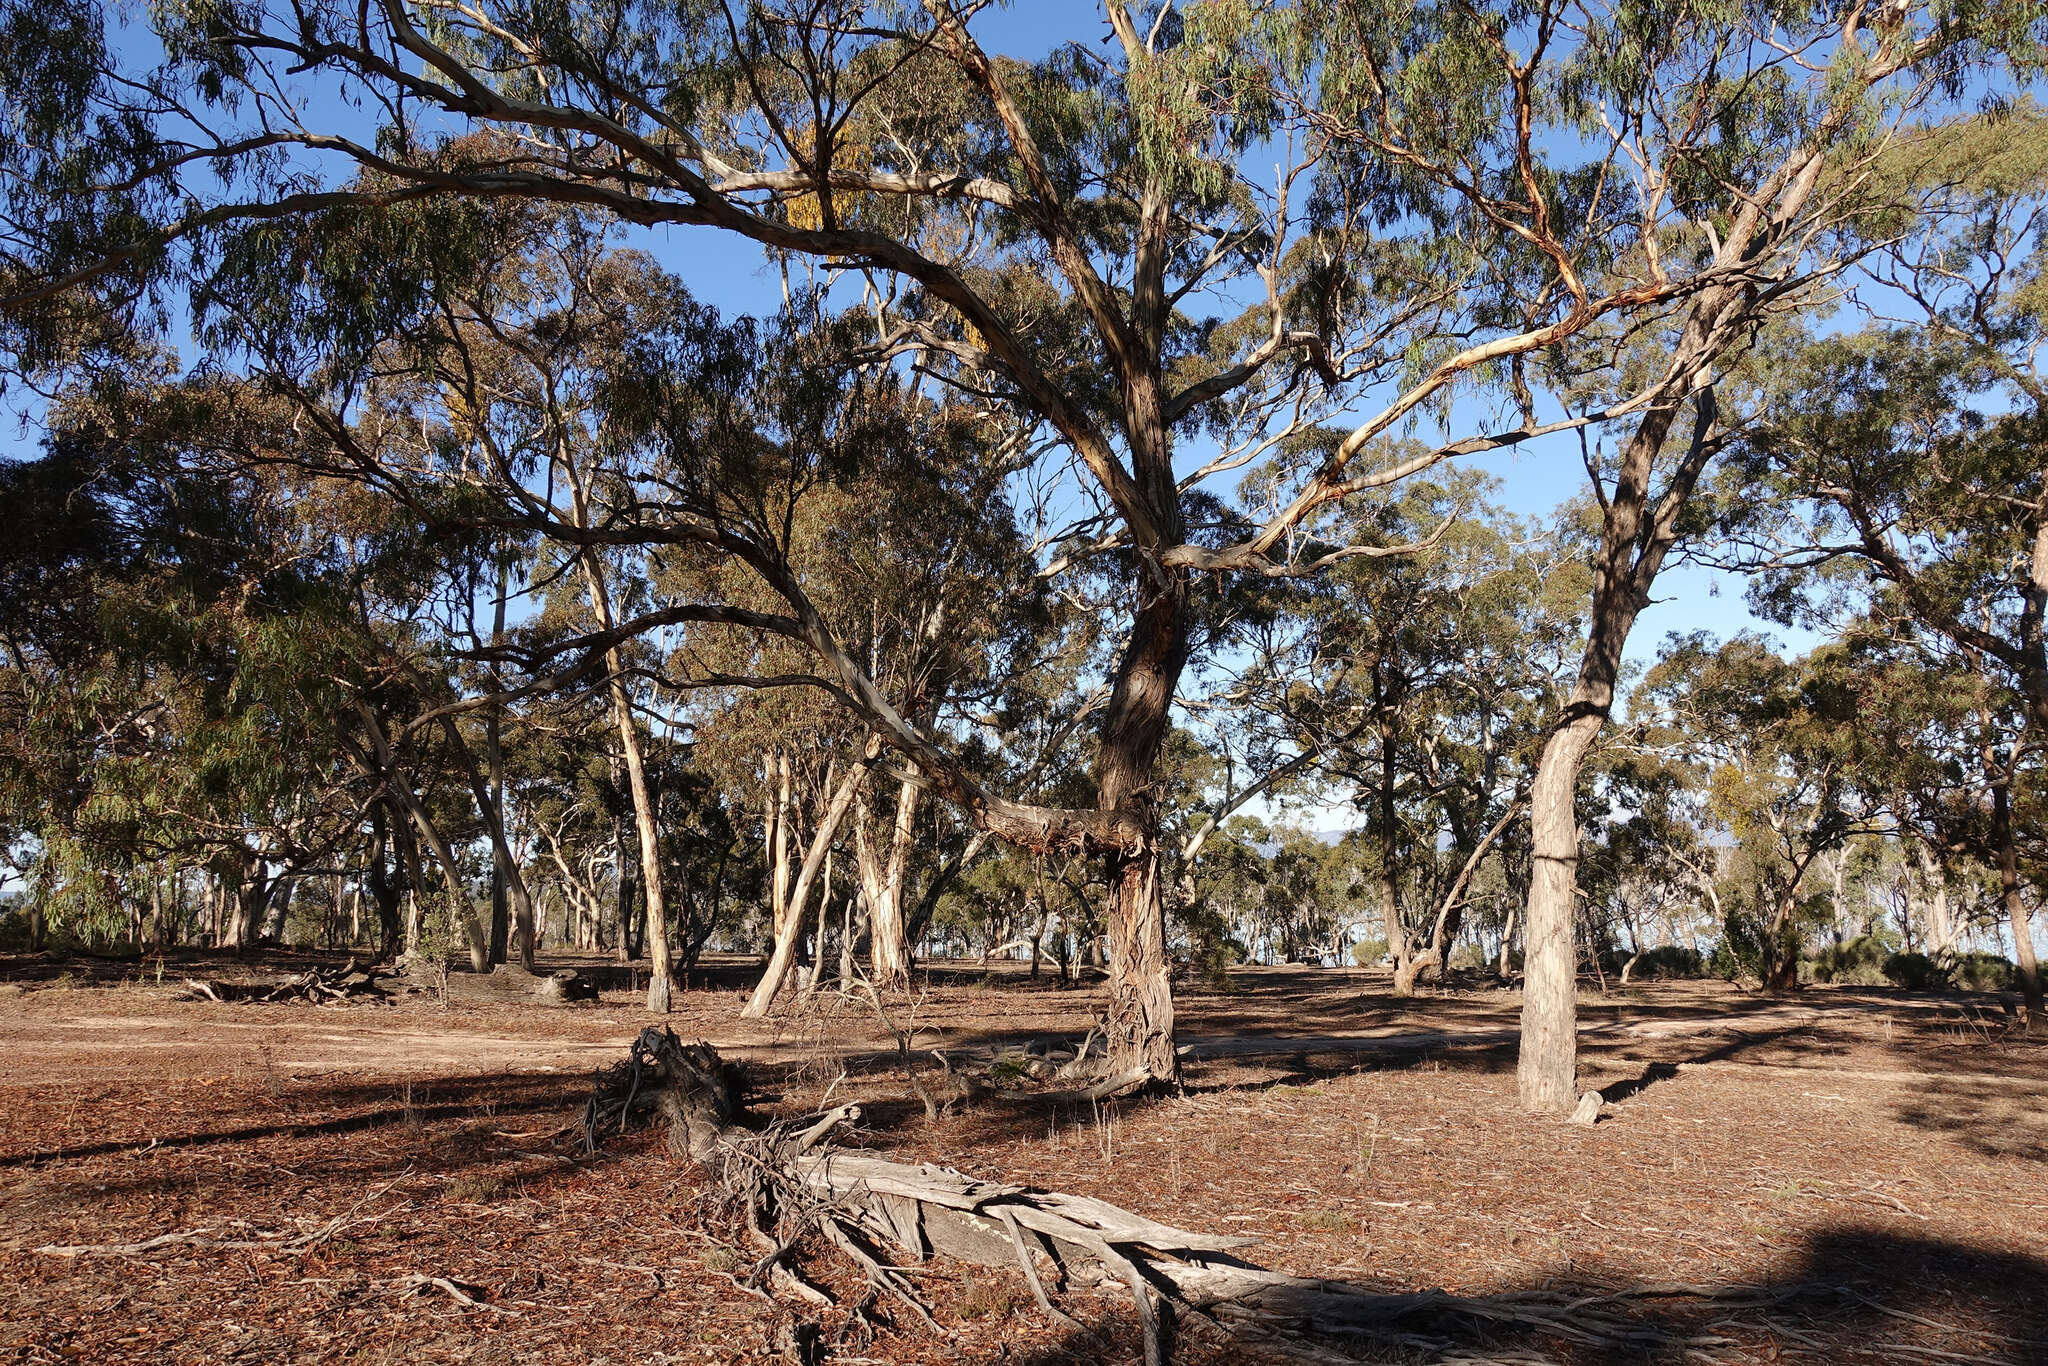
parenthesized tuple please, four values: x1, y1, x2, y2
(1949, 952, 2015, 992)
(1881, 951, 1942, 990)
(1806, 935, 1893, 986)
(1350, 938, 1390, 967)
(1449, 942, 1491, 972)
(1629, 945, 1705, 980)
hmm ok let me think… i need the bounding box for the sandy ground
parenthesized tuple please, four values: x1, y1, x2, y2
(1, 955, 2044, 1364)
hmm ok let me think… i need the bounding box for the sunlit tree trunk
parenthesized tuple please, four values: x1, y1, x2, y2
(858, 771, 921, 991)
(576, 552, 674, 1011)
(744, 752, 873, 1017)
(1520, 380, 1717, 1114)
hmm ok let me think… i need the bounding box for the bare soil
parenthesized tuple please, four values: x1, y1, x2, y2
(2, 951, 2043, 1364)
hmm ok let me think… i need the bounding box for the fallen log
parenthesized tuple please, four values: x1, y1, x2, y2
(180, 960, 391, 1005)
(582, 1030, 1767, 1365)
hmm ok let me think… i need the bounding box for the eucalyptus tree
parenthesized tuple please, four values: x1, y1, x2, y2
(1637, 635, 1891, 990)
(1426, 3, 2044, 1110)
(6, 0, 2036, 1091)
(1229, 476, 1580, 992)
(1722, 107, 2048, 1018)
(0, 381, 388, 950)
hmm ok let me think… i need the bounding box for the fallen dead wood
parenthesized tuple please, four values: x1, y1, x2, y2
(34, 1174, 411, 1258)
(180, 960, 392, 1006)
(387, 1272, 519, 1315)
(584, 1029, 1783, 1366)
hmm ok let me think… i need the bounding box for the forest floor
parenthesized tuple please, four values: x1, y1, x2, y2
(1, 951, 2044, 1365)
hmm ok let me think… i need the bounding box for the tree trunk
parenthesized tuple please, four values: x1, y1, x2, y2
(838, 889, 858, 990)
(574, 547, 672, 1008)
(353, 703, 489, 970)
(867, 772, 920, 991)
(1102, 848, 1177, 1084)
(615, 808, 641, 962)
(1992, 781, 2044, 1025)
(366, 805, 404, 963)
(396, 793, 489, 972)
(802, 848, 836, 995)
(771, 749, 792, 933)
(483, 553, 534, 968)
(612, 686, 672, 1011)
(1094, 573, 1190, 1088)
(1915, 843, 1955, 964)
(743, 752, 873, 1018)
(1375, 726, 1408, 982)
(1517, 382, 1717, 1114)
(1762, 889, 1803, 994)
(429, 709, 540, 972)
(1519, 712, 1602, 1114)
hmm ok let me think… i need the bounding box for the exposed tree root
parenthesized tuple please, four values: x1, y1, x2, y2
(583, 1030, 1795, 1365)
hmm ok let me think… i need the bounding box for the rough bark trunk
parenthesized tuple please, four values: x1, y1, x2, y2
(1376, 726, 1408, 983)
(366, 807, 404, 963)
(1762, 889, 1803, 994)
(1094, 578, 1189, 1088)
(225, 854, 266, 953)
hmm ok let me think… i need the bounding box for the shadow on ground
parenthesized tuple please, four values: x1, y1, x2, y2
(999, 1228, 2048, 1365)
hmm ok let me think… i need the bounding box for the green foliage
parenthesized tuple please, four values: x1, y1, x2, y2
(1805, 934, 1899, 986)
(1630, 945, 1706, 980)
(1350, 938, 1390, 967)
(1950, 952, 2016, 993)
(1883, 951, 1944, 992)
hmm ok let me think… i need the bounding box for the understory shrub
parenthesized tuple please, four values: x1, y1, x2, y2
(1805, 935, 1892, 986)
(1628, 945, 1706, 980)
(1948, 952, 2015, 992)
(1882, 951, 1942, 991)
(1349, 938, 1390, 967)
(1449, 942, 1491, 972)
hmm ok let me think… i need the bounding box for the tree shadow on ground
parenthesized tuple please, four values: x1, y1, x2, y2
(0, 1070, 572, 1170)
(834, 1015, 1826, 1148)
(993, 1228, 2048, 1365)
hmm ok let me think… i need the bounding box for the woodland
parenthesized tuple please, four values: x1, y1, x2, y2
(2, 2, 2048, 1364)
